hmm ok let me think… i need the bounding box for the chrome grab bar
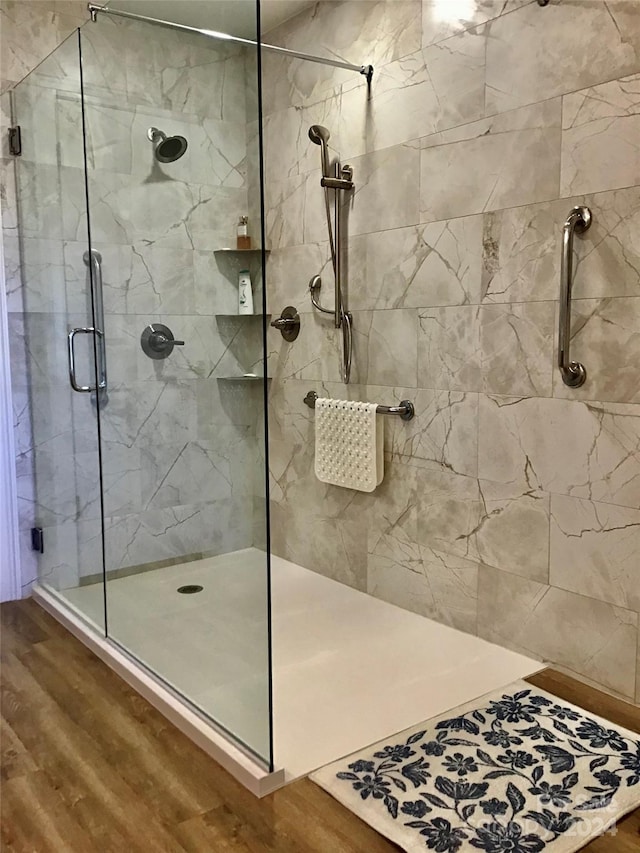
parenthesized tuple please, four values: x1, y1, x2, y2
(68, 327, 106, 392)
(83, 249, 108, 401)
(558, 206, 591, 387)
(303, 390, 415, 421)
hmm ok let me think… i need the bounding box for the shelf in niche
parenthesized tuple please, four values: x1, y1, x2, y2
(216, 313, 271, 320)
(218, 374, 271, 382)
(214, 248, 270, 256)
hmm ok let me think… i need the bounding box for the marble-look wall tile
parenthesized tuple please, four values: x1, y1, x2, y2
(75, 445, 136, 520)
(262, 0, 421, 115)
(477, 564, 638, 699)
(339, 28, 485, 158)
(9, 311, 84, 390)
(416, 467, 482, 557)
(364, 309, 417, 388)
(1, 157, 18, 235)
(365, 454, 420, 554)
(103, 498, 253, 572)
(481, 188, 640, 303)
(3, 235, 22, 312)
(115, 31, 247, 123)
(381, 387, 478, 477)
(62, 167, 247, 251)
(265, 172, 307, 250)
(98, 380, 197, 451)
(420, 100, 561, 222)
(572, 188, 640, 300)
(13, 162, 66, 242)
(261, 0, 640, 704)
(472, 479, 550, 583)
(550, 494, 640, 614)
(12, 83, 70, 168)
(417, 305, 481, 392)
(0, 0, 85, 92)
(266, 242, 332, 313)
(349, 217, 483, 310)
(479, 301, 555, 397)
(553, 297, 640, 404)
(485, 1, 640, 115)
(347, 143, 420, 236)
(368, 530, 479, 634)
(140, 432, 253, 511)
(18, 238, 83, 314)
(481, 204, 558, 304)
(415, 468, 550, 584)
(38, 517, 103, 592)
(422, 0, 528, 48)
(271, 501, 367, 591)
(478, 395, 640, 510)
(561, 74, 640, 197)
(11, 386, 33, 460)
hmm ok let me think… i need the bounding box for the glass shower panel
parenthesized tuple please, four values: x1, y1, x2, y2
(12, 32, 106, 631)
(80, 11, 272, 766)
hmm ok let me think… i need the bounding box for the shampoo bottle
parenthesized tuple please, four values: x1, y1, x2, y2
(238, 269, 254, 315)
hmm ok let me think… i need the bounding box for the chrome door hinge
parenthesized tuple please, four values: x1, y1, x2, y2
(8, 126, 21, 156)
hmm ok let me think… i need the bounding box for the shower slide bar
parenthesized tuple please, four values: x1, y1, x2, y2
(87, 5, 374, 82)
(558, 206, 591, 388)
(303, 390, 415, 421)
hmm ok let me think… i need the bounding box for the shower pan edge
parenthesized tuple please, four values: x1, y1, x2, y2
(31, 584, 285, 797)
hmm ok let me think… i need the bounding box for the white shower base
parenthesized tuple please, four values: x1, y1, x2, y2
(44, 548, 542, 787)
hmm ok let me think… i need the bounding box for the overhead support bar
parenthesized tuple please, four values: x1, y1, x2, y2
(86, 5, 374, 82)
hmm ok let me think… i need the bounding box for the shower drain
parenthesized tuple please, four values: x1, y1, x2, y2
(177, 584, 203, 594)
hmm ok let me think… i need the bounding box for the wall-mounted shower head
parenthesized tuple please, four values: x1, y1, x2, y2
(147, 126, 188, 163)
(308, 124, 331, 178)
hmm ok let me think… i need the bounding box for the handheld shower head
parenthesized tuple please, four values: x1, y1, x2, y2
(308, 124, 331, 178)
(308, 124, 330, 145)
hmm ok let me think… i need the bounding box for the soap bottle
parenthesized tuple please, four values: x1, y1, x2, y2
(238, 269, 254, 315)
(236, 215, 251, 250)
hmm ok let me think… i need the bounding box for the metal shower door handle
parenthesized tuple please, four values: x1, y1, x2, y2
(68, 327, 106, 392)
(558, 205, 591, 388)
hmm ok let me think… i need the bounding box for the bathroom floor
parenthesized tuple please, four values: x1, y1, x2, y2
(63, 548, 542, 780)
(3, 599, 639, 852)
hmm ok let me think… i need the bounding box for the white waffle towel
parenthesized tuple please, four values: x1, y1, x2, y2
(314, 397, 384, 492)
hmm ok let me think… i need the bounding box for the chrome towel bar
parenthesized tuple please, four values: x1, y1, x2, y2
(303, 391, 415, 421)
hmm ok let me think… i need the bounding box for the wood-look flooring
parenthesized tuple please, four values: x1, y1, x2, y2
(1, 598, 639, 852)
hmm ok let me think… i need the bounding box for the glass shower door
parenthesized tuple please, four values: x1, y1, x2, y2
(12, 31, 106, 632)
(79, 10, 273, 767)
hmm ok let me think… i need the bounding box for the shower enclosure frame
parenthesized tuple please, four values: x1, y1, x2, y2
(15, 1, 373, 796)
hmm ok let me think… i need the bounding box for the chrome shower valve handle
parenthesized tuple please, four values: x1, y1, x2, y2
(141, 323, 185, 359)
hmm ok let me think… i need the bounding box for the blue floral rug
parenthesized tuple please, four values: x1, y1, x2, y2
(311, 680, 640, 852)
